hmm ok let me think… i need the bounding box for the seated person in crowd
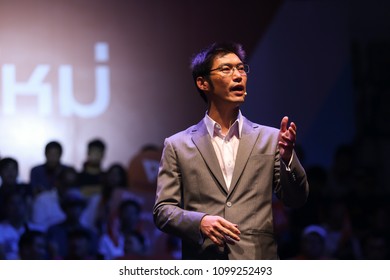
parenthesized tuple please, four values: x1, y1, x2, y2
(29, 141, 71, 194)
(81, 163, 143, 235)
(98, 199, 149, 259)
(65, 228, 102, 260)
(46, 188, 98, 259)
(32, 166, 83, 230)
(18, 230, 49, 260)
(0, 191, 43, 259)
(115, 230, 148, 259)
(0, 157, 32, 221)
(78, 138, 106, 198)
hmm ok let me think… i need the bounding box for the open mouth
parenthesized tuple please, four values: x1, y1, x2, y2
(230, 85, 245, 93)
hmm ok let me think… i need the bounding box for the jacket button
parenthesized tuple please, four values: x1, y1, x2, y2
(292, 172, 297, 181)
(226, 201, 232, 207)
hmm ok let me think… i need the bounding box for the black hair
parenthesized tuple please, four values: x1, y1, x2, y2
(105, 163, 127, 186)
(45, 141, 63, 155)
(19, 230, 46, 249)
(87, 138, 106, 151)
(119, 199, 142, 215)
(0, 157, 18, 173)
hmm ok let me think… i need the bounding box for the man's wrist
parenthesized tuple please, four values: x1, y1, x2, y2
(282, 153, 294, 171)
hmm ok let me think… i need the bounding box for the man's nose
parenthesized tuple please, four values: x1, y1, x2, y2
(232, 70, 243, 80)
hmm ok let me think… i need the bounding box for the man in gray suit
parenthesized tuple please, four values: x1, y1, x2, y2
(153, 42, 309, 259)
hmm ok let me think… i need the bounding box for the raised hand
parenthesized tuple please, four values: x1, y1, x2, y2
(278, 116, 296, 164)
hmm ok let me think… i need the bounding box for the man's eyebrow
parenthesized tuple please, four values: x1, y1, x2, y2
(217, 62, 244, 67)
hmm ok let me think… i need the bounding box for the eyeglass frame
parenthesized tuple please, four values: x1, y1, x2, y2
(208, 63, 250, 76)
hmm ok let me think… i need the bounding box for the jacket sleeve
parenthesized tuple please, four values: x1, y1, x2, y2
(153, 138, 206, 245)
(274, 149, 309, 208)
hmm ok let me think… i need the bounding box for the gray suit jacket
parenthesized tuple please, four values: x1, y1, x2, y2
(153, 116, 309, 259)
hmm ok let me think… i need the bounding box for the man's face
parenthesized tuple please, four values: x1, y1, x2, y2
(45, 148, 61, 167)
(207, 53, 247, 105)
(1, 163, 18, 185)
(87, 147, 104, 165)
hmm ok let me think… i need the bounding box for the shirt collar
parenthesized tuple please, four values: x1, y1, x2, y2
(204, 111, 243, 139)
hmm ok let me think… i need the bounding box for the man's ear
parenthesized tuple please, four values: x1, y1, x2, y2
(196, 76, 209, 92)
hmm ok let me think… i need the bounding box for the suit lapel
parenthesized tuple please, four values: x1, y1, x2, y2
(228, 118, 260, 196)
(191, 121, 229, 193)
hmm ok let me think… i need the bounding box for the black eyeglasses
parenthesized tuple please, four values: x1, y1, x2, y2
(209, 63, 250, 76)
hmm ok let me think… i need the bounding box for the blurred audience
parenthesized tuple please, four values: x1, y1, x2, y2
(78, 138, 106, 198)
(98, 198, 149, 259)
(0, 136, 388, 260)
(18, 230, 49, 260)
(32, 166, 81, 230)
(81, 163, 143, 235)
(115, 230, 149, 259)
(0, 157, 32, 221)
(29, 141, 71, 195)
(0, 191, 43, 259)
(65, 228, 101, 260)
(291, 225, 329, 260)
(46, 188, 98, 259)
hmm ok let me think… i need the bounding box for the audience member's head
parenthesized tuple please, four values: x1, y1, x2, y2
(60, 188, 87, 223)
(85, 138, 106, 168)
(105, 163, 127, 188)
(56, 167, 79, 195)
(119, 199, 142, 233)
(299, 225, 327, 260)
(0, 157, 19, 187)
(44, 141, 63, 169)
(66, 228, 96, 260)
(123, 230, 147, 256)
(18, 230, 48, 260)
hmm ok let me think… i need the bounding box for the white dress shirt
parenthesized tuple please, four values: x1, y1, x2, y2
(204, 112, 243, 189)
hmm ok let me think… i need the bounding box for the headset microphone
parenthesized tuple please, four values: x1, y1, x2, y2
(244, 92, 247, 96)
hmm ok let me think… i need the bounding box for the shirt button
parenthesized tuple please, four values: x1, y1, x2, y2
(226, 201, 232, 207)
